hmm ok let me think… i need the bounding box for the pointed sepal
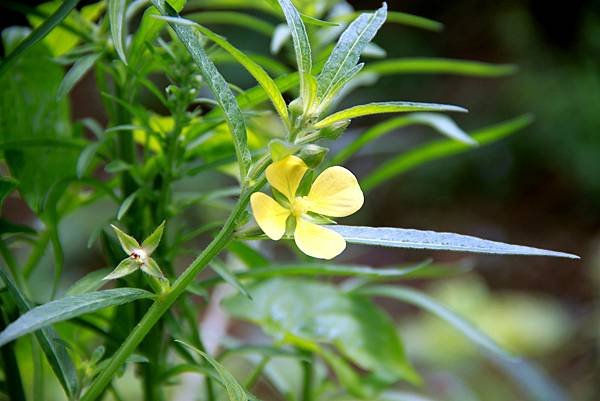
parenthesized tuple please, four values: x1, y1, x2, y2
(103, 258, 139, 280)
(141, 221, 165, 255)
(140, 258, 164, 279)
(111, 224, 140, 254)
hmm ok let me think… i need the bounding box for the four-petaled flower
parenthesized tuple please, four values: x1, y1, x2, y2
(250, 155, 364, 259)
(104, 222, 166, 280)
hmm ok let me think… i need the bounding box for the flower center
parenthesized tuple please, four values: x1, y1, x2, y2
(290, 196, 309, 217)
(130, 249, 148, 263)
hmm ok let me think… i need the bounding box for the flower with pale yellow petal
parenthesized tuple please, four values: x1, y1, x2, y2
(250, 155, 364, 259)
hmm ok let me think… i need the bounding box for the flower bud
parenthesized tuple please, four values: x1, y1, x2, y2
(319, 119, 350, 140)
(269, 139, 299, 161)
(297, 144, 328, 168)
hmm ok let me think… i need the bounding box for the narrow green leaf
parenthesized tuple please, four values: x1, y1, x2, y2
(327, 225, 579, 259)
(332, 113, 475, 165)
(185, 11, 275, 35)
(117, 191, 138, 220)
(76, 142, 101, 178)
(276, 0, 312, 101)
(0, 288, 154, 347)
(150, 0, 252, 179)
(156, 16, 289, 127)
(360, 286, 570, 401)
(210, 259, 251, 299)
(0, 177, 18, 208)
(108, 0, 128, 64)
(111, 224, 140, 254)
(336, 10, 443, 32)
(318, 4, 387, 100)
(103, 258, 138, 280)
(65, 268, 111, 296)
(0, 268, 78, 398)
(361, 115, 533, 191)
(364, 57, 517, 77)
(314, 101, 467, 129)
(177, 340, 248, 401)
(141, 221, 165, 255)
(200, 262, 428, 288)
(57, 53, 100, 100)
(0, 0, 79, 77)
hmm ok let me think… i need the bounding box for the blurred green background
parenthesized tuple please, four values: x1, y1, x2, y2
(1, 0, 598, 400)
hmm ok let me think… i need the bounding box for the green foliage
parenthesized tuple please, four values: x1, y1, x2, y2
(0, 1, 578, 401)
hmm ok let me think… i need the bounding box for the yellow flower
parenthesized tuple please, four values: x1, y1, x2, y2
(250, 155, 364, 259)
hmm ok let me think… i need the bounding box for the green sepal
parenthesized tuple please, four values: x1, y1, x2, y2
(141, 221, 165, 255)
(141, 258, 165, 279)
(269, 139, 299, 161)
(103, 258, 139, 280)
(111, 224, 140, 254)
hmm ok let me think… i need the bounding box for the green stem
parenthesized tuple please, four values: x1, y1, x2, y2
(23, 230, 50, 279)
(243, 356, 270, 390)
(0, 303, 26, 401)
(80, 179, 265, 401)
(300, 351, 314, 401)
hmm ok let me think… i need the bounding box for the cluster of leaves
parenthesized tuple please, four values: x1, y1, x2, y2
(0, 1, 577, 401)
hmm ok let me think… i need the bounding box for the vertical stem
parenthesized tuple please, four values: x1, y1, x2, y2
(300, 351, 314, 401)
(0, 303, 26, 401)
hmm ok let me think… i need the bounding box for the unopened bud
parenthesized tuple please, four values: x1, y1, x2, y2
(269, 139, 299, 161)
(297, 144, 328, 168)
(319, 120, 350, 140)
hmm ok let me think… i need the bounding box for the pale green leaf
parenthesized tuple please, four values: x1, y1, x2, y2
(185, 11, 275, 35)
(314, 101, 467, 129)
(150, 0, 252, 179)
(141, 220, 165, 255)
(318, 4, 387, 100)
(177, 340, 248, 401)
(76, 142, 101, 178)
(332, 113, 476, 165)
(108, 0, 128, 64)
(327, 225, 579, 259)
(111, 224, 140, 254)
(0, 288, 154, 346)
(364, 57, 517, 77)
(360, 286, 570, 401)
(57, 53, 100, 100)
(117, 190, 138, 220)
(361, 115, 533, 191)
(335, 10, 443, 32)
(0, 268, 78, 398)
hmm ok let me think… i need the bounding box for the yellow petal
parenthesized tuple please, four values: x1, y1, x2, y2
(306, 166, 364, 217)
(250, 192, 290, 240)
(266, 155, 308, 201)
(294, 217, 346, 259)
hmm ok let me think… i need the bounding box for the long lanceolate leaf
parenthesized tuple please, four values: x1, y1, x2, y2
(317, 4, 387, 100)
(363, 57, 517, 77)
(276, 0, 312, 103)
(150, 0, 252, 180)
(0, 0, 79, 77)
(0, 288, 154, 347)
(360, 286, 571, 401)
(108, 0, 128, 64)
(156, 15, 290, 128)
(328, 225, 579, 259)
(0, 268, 79, 398)
(314, 101, 467, 129)
(361, 115, 532, 191)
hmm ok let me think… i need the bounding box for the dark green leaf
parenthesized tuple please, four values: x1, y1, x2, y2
(150, 0, 251, 179)
(0, 288, 154, 346)
(0, 0, 79, 77)
(328, 225, 579, 258)
(0, 29, 77, 214)
(361, 115, 533, 191)
(0, 268, 78, 398)
(77, 142, 101, 178)
(108, 0, 127, 64)
(314, 101, 467, 129)
(0, 177, 18, 208)
(317, 4, 387, 100)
